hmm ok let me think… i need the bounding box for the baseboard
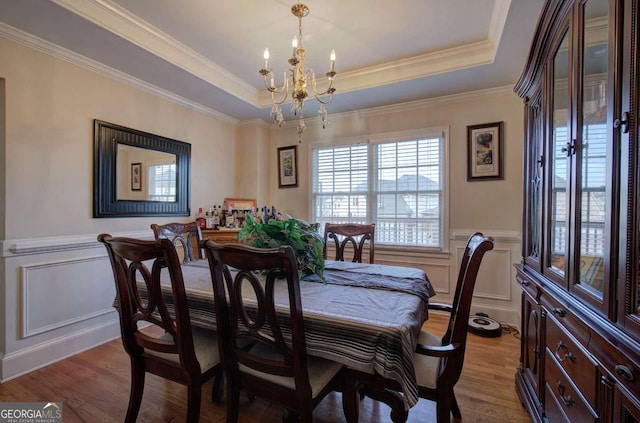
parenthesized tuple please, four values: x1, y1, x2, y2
(0, 319, 120, 382)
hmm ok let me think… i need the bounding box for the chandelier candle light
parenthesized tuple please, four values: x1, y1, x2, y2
(259, 3, 337, 142)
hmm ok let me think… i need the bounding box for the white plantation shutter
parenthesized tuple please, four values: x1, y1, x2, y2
(148, 164, 176, 202)
(312, 129, 447, 248)
(552, 123, 607, 256)
(313, 144, 369, 222)
(581, 123, 607, 255)
(374, 137, 443, 247)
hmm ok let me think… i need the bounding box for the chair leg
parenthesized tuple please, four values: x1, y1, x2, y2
(436, 392, 453, 423)
(186, 383, 202, 423)
(296, 407, 313, 423)
(125, 362, 145, 423)
(226, 380, 240, 423)
(451, 392, 461, 419)
(282, 409, 300, 423)
(212, 371, 225, 403)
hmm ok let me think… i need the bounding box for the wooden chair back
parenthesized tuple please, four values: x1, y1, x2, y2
(415, 232, 495, 422)
(202, 240, 355, 422)
(151, 222, 203, 262)
(442, 232, 495, 350)
(323, 223, 376, 263)
(98, 233, 221, 422)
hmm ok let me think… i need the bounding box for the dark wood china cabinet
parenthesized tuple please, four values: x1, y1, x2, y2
(515, 0, 640, 421)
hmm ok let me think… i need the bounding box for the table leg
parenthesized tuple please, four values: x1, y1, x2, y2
(341, 370, 360, 423)
(350, 370, 408, 423)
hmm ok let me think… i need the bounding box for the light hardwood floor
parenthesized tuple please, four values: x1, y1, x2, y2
(0, 313, 530, 422)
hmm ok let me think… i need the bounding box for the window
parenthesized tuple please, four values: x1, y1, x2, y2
(312, 128, 448, 248)
(148, 163, 176, 202)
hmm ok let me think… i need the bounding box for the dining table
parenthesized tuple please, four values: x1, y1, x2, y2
(135, 258, 435, 419)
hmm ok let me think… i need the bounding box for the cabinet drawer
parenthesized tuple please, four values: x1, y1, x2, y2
(202, 229, 241, 244)
(544, 350, 597, 422)
(540, 289, 590, 346)
(517, 272, 539, 304)
(544, 382, 569, 423)
(588, 328, 640, 401)
(546, 313, 598, 406)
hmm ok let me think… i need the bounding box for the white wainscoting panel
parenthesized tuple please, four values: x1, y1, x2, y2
(449, 229, 522, 325)
(456, 245, 513, 301)
(21, 256, 115, 337)
(422, 263, 452, 295)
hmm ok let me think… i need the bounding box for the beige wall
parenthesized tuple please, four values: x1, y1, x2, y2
(0, 37, 236, 240)
(266, 90, 523, 234)
(0, 36, 239, 380)
(256, 90, 524, 328)
(236, 122, 270, 206)
(0, 34, 524, 380)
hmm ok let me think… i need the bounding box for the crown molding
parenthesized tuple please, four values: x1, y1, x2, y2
(488, 0, 511, 50)
(258, 0, 511, 107)
(348, 85, 517, 118)
(0, 22, 238, 124)
(267, 85, 516, 130)
(257, 39, 500, 108)
(238, 119, 271, 129)
(51, 0, 511, 111)
(2, 0, 514, 128)
(51, 0, 259, 106)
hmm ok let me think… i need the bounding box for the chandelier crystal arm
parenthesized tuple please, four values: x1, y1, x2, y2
(261, 69, 292, 105)
(306, 69, 336, 104)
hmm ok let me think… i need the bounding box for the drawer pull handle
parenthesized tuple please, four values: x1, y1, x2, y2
(615, 365, 636, 382)
(555, 341, 576, 363)
(555, 381, 574, 407)
(552, 308, 565, 317)
(521, 279, 530, 287)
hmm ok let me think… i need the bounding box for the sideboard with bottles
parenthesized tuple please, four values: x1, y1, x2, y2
(514, 0, 640, 421)
(201, 228, 241, 244)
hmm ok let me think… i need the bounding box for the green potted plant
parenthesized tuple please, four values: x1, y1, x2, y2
(238, 214, 325, 281)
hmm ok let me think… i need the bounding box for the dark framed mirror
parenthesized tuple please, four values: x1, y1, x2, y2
(93, 119, 191, 217)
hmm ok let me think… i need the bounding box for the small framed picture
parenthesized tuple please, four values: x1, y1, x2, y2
(467, 121, 504, 180)
(277, 145, 298, 188)
(131, 162, 142, 191)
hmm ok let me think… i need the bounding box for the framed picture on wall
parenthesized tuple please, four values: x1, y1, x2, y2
(131, 162, 142, 191)
(467, 121, 504, 180)
(277, 145, 298, 188)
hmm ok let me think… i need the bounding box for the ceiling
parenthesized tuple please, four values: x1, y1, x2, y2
(0, 0, 545, 124)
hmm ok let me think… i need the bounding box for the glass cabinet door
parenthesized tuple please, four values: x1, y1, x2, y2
(548, 27, 571, 282)
(574, 0, 609, 305)
(627, 0, 640, 324)
(525, 92, 544, 269)
(618, 0, 640, 335)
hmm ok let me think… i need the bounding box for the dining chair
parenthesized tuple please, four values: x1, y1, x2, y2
(151, 222, 203, 262)
(323, 223, 376, 264)
(201, 240, 359, 423)
(413, 232, 495, 423)
(98, 234, 223, 423)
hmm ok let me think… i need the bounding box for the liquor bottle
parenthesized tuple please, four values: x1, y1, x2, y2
(213, 206, 220, 228)
(196, 207, 206, 229)
(204, 210, 211, 229)
(220, 209, 226, 228)
(233, 210, 240, 228)
(226, 211, 235, 228)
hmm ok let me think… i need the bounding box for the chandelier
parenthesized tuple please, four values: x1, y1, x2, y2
(259, 3, 337, 141)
